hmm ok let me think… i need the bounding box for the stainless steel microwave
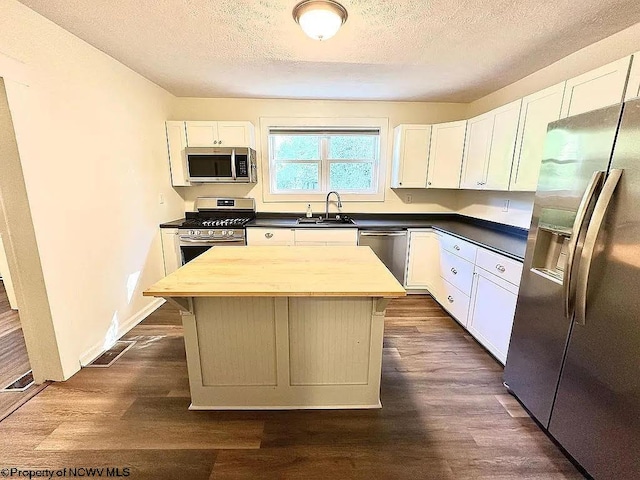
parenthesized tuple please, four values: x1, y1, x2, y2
(185, 147, 257, 183)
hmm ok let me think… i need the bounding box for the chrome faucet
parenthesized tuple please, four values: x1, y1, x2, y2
(325, 191, 342, 220)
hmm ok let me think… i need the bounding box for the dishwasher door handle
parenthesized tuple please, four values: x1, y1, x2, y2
(359, 231, 407, 237)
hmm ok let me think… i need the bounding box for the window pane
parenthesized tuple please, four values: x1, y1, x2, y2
(328, 135, 377, 160)
(275, 163, 319, 191)
(330, 162, 373, 191)
(272, 135, 320, 160)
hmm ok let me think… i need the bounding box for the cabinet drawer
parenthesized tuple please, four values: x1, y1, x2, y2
(440, 250, 474, 295)
(475, 248, 523, 286)
(439, 280, 471, 327)
(439, 233, 477, 263)
(294, 229, 357, 245)
(246, 228, 294, 246)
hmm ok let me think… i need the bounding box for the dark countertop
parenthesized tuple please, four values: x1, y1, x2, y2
(161, 213, 529, 261)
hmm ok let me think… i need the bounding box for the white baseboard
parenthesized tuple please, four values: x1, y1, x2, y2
(79, 298, 165, 367)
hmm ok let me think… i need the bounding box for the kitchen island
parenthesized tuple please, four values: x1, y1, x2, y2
(144, 246, 406, 410)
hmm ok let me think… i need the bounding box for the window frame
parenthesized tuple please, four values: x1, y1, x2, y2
(260, 117, 389, 203)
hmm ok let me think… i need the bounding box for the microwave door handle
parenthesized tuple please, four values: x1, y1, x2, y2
(575, 169, 623, 326)
(230, 149, 237, 180)
(563, 171, 604, 319)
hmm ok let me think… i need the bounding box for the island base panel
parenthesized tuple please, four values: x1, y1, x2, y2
(181, 296, 386, 410)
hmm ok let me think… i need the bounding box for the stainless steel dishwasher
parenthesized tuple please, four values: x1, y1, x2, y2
(358, 230, 408, 284)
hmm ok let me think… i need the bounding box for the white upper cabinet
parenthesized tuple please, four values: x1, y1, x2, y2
(185, 121, 256, 148)
(165, 121, 190, 187)
(509, 82, 566, 192)
(560, 56, 632, 118)
(460, 113, 493, 189)
(624, 52, 640, 101)
(391, 125, 431, 188)
(426, 120, 466, 189)
(484, 100, 521, 190)
(461, 100, 521, 191)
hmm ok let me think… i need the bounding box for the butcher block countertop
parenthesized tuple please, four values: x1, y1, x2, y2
(144, 246, 407, 298)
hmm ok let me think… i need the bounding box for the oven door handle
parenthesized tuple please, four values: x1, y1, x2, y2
(180, 238, 245, 244)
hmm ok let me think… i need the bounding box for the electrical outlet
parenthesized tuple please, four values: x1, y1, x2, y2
(159, 193, 165, 205)
(502, 200, 510, 212)
(406, 194, 412, 204)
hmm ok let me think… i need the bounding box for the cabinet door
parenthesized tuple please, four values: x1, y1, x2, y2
(185, 121, 219, 146)
(391, 125, 431, 188)
(246, 228, 294, 246)
(467, 269, 518, 364)
(405, 230, 442, 295)
(484, 100, 521, 191)
(427, 120, 466, 189)
(460, 113, 493, 189)
(160, 229, 181, 275)
(510, 83, 565, 191)
(560, 56, 631, 118)
(217, 122, 254, 147)
(165, 121, 190, 186)
(294, 229, 358, 245)
(624, 52, 640, 101)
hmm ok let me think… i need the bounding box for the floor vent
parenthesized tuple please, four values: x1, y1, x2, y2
(1, 370, 35, 392)
(87, 341, 135, 368)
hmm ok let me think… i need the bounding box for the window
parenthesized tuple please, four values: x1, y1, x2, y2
(268, 129, 380, 194)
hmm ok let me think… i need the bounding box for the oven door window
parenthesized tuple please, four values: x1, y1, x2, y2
(188, 155, 233, 178)
(181, 245, 211, 264)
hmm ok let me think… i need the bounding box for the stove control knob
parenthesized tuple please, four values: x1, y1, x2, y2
(189, 230, 195, 236)
(221, 230, 227, 236)
(208, 230, 214, 236)
(194, 230, 200, 236)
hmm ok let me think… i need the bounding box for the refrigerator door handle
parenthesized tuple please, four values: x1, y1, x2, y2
(563, 171, 605, 319)
(575, 169, 624, 326)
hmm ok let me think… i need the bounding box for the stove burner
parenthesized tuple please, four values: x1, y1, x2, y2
(183, 217, 251, 228)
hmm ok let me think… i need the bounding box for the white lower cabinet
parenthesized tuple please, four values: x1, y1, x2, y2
(293, 229, 358, 246)
(433, 231, 522, 364)
(439, 280, 471, 327)
(247, 228, 294, 246)
(467, 266, 519, 364)
(160, 228, 181, 275)
(246, 228, 357, 246)
(405, 229, 442, 295)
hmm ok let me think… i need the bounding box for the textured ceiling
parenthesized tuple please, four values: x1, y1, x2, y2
(18, 0, 640, 102)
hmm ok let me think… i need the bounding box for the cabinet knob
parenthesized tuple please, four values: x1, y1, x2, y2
(213, 140, 218, 144)
(219, 140, 222, 145)
(451, 268, 458, 275)
(399, 182, 402, 185)
(265, 232, 273, 239)
(427, 181, 432, 186)
(447, 296, 454, 303)
(454, 245, 461, 251)
(496, 264, 506, 273)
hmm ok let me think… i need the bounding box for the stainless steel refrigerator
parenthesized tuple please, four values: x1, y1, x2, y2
(504, 99, 640, 479)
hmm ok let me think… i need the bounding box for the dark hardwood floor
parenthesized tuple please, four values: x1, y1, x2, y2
(0, 280, 46, 420)
(0, 295, 583, 479)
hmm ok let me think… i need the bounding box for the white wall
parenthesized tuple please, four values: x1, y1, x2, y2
(457, 191, 534, 230)
(0, 0, 183, 380)
(171, 97, 467, 214)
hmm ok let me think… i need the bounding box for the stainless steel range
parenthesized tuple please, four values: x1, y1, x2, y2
(178, 197, 255, 265)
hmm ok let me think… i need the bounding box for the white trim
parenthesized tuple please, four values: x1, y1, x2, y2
(260, 117, 389, 203)
(188, 401, 382, 410)
(78, 298, 165, 367)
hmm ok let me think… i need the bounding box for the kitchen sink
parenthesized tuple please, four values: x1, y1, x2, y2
(297, 216, 355, 225)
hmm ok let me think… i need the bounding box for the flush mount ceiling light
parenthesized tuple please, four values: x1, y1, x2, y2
(292, 0, 348, 41)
